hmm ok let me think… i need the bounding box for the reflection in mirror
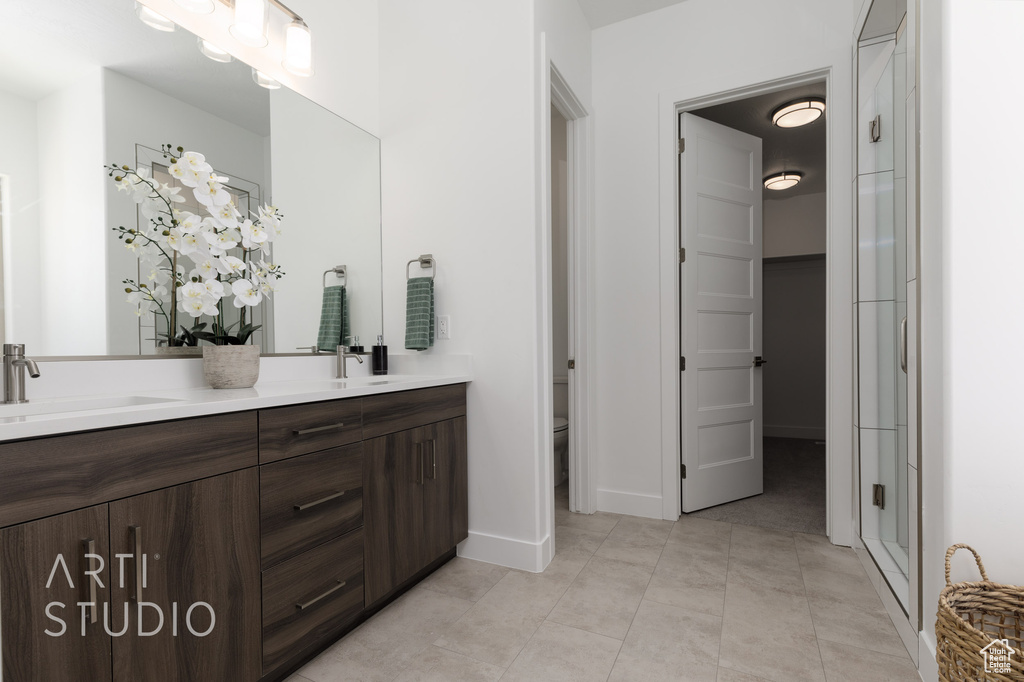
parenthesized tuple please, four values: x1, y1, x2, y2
(0, 0, 382, 357)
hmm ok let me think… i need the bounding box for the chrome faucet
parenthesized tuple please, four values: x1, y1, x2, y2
(336, 346, 364, 379)
(3, 344, 41, 404)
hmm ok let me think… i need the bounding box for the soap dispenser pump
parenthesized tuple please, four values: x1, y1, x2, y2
(372, 335, 388, 375)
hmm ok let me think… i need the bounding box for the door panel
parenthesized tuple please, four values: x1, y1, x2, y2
(1, 505, 111, 682)
(680, 112, 764, 513)
(109, 469, 261, 682)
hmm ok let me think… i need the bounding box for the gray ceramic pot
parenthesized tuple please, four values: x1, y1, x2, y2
(202, 345, 260, 389)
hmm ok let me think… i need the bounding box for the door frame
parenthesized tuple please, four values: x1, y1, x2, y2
(658, 67, 855, 547)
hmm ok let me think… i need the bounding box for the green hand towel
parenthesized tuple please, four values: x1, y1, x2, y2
(317, 285, 351, 350)
(405, 277, 434, 351)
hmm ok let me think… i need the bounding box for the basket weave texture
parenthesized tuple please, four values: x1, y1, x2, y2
(937, 544, 1024, 681)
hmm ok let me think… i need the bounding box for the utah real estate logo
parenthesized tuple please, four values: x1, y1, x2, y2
(981, 638, 1016, 676)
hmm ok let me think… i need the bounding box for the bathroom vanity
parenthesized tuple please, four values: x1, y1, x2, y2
(0, 378, 469, 682)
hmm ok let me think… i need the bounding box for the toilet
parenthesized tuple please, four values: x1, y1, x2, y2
(553, 417, 569, 487)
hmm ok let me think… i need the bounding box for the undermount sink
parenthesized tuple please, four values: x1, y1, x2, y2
(0, 395, 180, 418)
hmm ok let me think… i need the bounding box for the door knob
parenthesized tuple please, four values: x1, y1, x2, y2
(753, 356, 767, 367)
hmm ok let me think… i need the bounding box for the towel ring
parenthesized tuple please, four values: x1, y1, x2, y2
(406, 254, 437, 281)
(323, 265, 347, 288)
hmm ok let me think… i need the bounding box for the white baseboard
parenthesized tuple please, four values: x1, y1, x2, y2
(595, 489, 664, 519)
(918, 630, 937, 682)
(457, 530, 552, 573)
(764, 425, 827, 440)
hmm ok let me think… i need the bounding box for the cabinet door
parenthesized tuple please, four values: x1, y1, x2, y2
(363, 424, 433, 605)
(1, 505, 111, 682)
(108, 468, 261, 682)
(422, 418, 468, 560)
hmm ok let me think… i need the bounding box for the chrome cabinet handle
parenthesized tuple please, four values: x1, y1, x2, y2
(430, 440, 437, 480)
(294, 490, 346, 511)
(296, 580, 346, 610)
(83, 538, 98, 624)
(900, 316, 908, 374)
(293, 422, 346, 436)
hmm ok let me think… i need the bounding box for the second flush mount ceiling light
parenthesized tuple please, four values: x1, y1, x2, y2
(763, 171, 804, 191)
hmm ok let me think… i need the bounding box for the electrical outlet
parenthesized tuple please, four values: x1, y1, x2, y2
(437, 315, 451, 340)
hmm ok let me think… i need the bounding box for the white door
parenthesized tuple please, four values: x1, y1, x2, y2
(679, 113, 764, 513)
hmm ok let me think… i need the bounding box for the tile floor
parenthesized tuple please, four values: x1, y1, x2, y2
(289, 486, 921, 682)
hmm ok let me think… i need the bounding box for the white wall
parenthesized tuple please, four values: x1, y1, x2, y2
(763, 257, 826, 440)
(592, 0, 855, 533)
(270, 88, 382, 354)
(139, 0, 380, 136)
(103, 70, 269, 354)
(377, 0, 591, 571)
(0, 89, 42, 348)
(917, 0, 1024, 663)
(764, 192, 827, 258)
(37, 68, 106, 356)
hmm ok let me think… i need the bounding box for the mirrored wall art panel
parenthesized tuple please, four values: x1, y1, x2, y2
(0, 0, 382, 357)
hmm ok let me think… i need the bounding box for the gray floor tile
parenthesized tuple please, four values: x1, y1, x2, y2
(808, 596, 909, 658)
(555, 525, 608, 557)
(718, 620, 825, 682)
(728, 526, 805, 596)
(607, 599, 721, 682)
(716, 668, 769, 682)
(645, 545, 728, 616)
(594, 514, 674, 568)
(418, 557, 510, 602)
(723, 580, 814, 634)
(284, 674, 316, 682)
(500, 621, 622, 682)
(817, 640, 920, 681)
(547, 555, 654, 640)
(556, 506, 622, 534)
(393, 645, 506, 682)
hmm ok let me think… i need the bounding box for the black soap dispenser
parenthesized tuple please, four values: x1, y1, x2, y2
(372, 335, 388, 375)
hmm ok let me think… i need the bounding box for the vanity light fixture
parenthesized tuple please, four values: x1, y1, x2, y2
(282, 19, 314, 77)
(135, 2, 177, 32)
(252, 68, 282, 90)
(173, 0, 215, 14)
(198, 38, 233, 63)
(771, 98, 826, 128)
(763, 171, 804, 191)
(230, 0, 270, 48)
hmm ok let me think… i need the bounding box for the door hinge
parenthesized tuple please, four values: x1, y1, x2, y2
(680, 356, 686, 371)
(872, 483, 885, 509)
(677, 138, 685, 154)
(681, 464, 687, 479)
(568, 359, 575, 370)
(679, 247, 686, 263)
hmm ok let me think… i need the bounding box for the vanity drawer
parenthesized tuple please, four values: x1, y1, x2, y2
(362, 384, 467, 439)
(259, 398, 362, 464)
(260, 443, 363, 569)
(0, 412, 258, 528)
(262, 528, 364, 674)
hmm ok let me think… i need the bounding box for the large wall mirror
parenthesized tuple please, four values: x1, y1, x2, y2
(0, 0, 382, 357)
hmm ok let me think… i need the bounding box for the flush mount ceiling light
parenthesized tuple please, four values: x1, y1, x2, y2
(198, 38, 232, 63)
(135, 2, 177, 32)
(763, 171, 804, 191)
(173, 0, 215, 14)
(252, 68, 282, 90)
(771, 98, 826, 128)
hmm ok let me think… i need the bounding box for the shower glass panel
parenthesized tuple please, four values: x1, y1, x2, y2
(857, 21, 910, 611)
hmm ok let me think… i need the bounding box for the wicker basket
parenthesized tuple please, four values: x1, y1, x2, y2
(937, 544, 1024, 681)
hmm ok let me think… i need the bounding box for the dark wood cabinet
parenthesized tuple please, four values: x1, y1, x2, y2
(108, 469, 262, 682)
(1, 505, 112, 682)
(363, 415, 468, 606)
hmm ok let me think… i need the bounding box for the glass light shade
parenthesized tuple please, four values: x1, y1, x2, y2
(282, 20, 314, 77)
(198, 38, 232, 63)
(252, 68, 281, 90)
(230, 0, 269, 48)
(135, 3, 176, 32)
(763, 172, 803, 191)
(772, 99, 826, 128)
(173, 0, 215, 14)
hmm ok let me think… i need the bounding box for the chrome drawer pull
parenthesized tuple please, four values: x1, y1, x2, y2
(292, 422, 346, 436)
(293, 490, 346, 511)
(296, 579, 346, 610)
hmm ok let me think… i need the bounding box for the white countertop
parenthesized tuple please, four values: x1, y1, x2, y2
(0, 373, 471, 442)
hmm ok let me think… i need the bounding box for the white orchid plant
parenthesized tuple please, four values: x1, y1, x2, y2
(106, 145, 284, 346)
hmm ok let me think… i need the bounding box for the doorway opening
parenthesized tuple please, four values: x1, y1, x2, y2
(677, 79, 830, 536)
